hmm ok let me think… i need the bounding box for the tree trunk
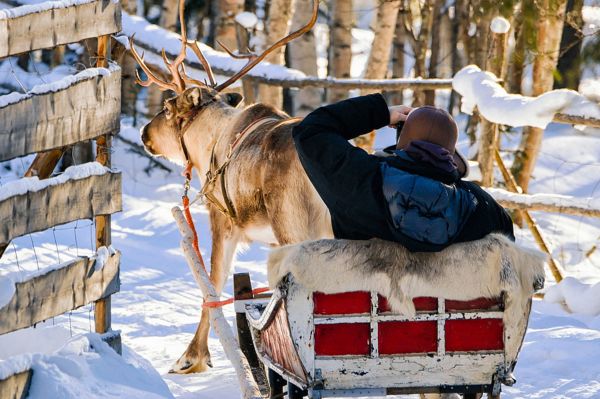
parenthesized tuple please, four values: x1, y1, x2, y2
(507, 7, 526, 94)
(554, 0, 584, 90)
(121, 0, 139, 117)
(448, 0, 465, 113)
(355, 0, 401, 152)
(424, 0, 445, 105)
(257, 0, 295, 107)
(288, 0, 322, 116)
(160, 0, 179, 31)
(388, 7, 406, 105)
(512, 0, 567, 192)
(405, 0, 435, 106)
(211, 0, 244, 50)
(327, 0, 353, 103)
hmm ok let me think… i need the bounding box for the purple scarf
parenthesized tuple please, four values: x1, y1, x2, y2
(405, 140, 458, 173)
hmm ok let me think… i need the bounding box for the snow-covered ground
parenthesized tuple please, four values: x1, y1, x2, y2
(1, 0, 600, 396)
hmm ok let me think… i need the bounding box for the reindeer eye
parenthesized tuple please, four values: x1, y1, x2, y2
(164, 107, 173, 120)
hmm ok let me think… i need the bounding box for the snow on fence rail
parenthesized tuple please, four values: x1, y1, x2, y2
(0, 0, 121, 57)
(0, 64, 121, 162)
(0, 163, 122, 244)
(0, 251, 120, 335)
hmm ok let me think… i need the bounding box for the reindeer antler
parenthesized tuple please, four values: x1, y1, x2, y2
(129, 0, 214, 94)
(129, 0, 319, 95)
(215, 0, 319, 92)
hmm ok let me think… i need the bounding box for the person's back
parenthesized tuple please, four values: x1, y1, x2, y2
(292, 93, 514, 252)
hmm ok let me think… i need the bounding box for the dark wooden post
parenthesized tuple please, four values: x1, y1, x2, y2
(233, 273, 268, 395)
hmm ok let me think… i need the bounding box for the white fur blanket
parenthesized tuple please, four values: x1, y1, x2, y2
(268, 234, 545, 369)
(268, 234, 545, 317)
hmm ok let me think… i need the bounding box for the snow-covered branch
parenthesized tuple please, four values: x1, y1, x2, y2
(453, 65, 600, 129)
(119, 13, 453, 90)
(486, 187, 600, 218)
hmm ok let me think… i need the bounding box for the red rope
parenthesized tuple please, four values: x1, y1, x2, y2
(181, 163, 269, 309)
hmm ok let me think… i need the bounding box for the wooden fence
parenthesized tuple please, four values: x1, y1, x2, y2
(0, 0, 122, 396)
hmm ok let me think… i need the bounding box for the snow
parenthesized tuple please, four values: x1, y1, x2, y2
(485, 187, 600, 213)
(453, 65, 600, 128)
(0, 330, 173, 398)
(0, 162, 109, 202)
(545, 277, 600, 316)
(0, 0, 102, 19)
(490, 16, 510, 34)
(0, 63, 119, 108)
(94, 246, 116, 271)
(234, 12, 258, 29)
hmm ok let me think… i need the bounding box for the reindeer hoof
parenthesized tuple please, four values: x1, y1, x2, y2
(169, 351, 212, 374)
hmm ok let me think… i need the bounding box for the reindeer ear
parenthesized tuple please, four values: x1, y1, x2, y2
(185, 87, 202, 107)
(224, 92, 243, 108)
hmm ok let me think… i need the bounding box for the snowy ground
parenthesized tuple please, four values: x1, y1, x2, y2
(1, 117, 600, 398)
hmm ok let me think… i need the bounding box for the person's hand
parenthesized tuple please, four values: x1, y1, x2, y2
(388, 105, 413, 127)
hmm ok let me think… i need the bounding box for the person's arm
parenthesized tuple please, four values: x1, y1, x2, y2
(292, 94, 398, 210)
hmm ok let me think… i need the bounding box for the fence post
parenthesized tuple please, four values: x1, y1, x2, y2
(95, 34, 113, 335)
(478, 17, 509, 186)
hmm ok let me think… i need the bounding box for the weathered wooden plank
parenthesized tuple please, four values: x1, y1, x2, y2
(0, 0, 121, 57)
(0, 169, 122, 244)
(0, 66, 121, 162)
(0, 251, 120, 335)
(0, 370, 32, 399)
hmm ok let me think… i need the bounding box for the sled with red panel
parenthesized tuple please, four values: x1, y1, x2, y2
(235, 273, 531, 399)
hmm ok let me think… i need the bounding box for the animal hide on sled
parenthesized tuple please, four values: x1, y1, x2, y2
(268, 233, 546, 369)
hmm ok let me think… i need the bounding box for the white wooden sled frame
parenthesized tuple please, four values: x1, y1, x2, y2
(242, 275, 531, 399)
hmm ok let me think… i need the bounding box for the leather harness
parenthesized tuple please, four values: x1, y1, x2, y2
(177, 101, 300, 220)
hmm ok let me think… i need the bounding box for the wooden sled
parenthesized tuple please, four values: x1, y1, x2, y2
(233, 272, 532, 399)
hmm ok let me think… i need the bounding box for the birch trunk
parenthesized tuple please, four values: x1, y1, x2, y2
(327, 0, 353, 103)
(121, 0, 138, 116)
(388, 8, 406, 105)
(257, 0, 295, 108)
(355, 0, 401, 152)
(147, 0, 181, 115)
(512, 0, 567, 192)
(160, 0, 179, 31)
(288, 0, 321, 116)
(211, 0, 245, 50)
(424, 0, 445, 105)
(172, 208, 262, 399)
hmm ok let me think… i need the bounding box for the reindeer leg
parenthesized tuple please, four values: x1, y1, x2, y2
(170, 211, 239, 374)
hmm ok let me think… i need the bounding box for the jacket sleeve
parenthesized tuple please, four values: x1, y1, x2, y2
(292, 94, 391, 211)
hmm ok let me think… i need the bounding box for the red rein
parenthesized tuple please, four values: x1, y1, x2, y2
(181, 164, 269, 309)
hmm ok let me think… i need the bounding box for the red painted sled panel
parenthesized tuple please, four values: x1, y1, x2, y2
(378, 321, 437, 354)
(313, 291, 371, 315)
(445, 297, 503, 312)
(445, 318, 504, 352)
(315, 323, 370, 356)
(378, 295, 438, 313)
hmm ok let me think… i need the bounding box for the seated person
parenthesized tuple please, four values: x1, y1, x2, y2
(292, 93, 514, 252)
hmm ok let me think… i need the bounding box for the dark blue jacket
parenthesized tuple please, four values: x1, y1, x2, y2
(292, 93, 514, 252)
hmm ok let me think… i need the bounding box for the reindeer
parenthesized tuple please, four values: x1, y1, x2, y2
(130, 0, 331, 373)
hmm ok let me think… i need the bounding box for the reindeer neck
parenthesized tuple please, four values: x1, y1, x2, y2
(183, 106, 242, 177)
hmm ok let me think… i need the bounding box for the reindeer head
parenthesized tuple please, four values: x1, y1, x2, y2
(140, 87, 243, 161)
(130, 0, 318, 163)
